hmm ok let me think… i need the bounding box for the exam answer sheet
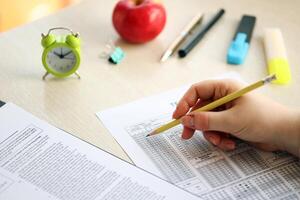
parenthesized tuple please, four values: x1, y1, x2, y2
(97, 73, 300, 200)
(0, 102, 200, 200)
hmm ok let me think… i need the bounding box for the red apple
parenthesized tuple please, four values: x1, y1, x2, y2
(112, 0, 166, 44)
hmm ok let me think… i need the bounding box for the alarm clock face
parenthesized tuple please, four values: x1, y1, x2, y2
(46, 46, 77, 73)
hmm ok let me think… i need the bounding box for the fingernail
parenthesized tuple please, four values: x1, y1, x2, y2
(181, 133, 189, 140)
(225, 141, 235, 149)
(181, 116, 194, 128)
(209, 136, 218, 146)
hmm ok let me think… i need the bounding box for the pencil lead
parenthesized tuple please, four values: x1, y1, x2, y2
(146, 130, 158, 137)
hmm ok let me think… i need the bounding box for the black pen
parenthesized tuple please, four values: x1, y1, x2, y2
(178, 9, 225, 58)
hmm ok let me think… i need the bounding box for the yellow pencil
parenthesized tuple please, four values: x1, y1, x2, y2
(146, 74, 276, 137)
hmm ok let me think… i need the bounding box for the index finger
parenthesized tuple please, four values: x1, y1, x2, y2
(173, 80, 218, 119)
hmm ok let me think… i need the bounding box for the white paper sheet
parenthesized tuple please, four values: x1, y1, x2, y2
(0, 102, 200, 200)
(97, 73, 300, 200)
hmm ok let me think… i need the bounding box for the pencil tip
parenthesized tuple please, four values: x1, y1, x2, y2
(146, 130, 157, 137)
(160, 51, 172, 62)
(160, 55, 168, 62)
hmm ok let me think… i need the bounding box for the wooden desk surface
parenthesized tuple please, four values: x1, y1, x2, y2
(0, 0, 300, 162)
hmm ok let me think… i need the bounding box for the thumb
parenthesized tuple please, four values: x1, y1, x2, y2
(181, 110, 234, 133)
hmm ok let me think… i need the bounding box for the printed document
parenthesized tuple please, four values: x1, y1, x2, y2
(0, 102, 200, 200)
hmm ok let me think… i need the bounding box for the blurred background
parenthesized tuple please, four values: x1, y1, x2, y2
(0, 0, 79, 32)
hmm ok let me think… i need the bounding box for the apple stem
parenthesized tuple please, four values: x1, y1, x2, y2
(131, 0, 144, 6)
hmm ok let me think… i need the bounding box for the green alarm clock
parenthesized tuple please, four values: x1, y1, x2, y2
(41, 27, 81, 80)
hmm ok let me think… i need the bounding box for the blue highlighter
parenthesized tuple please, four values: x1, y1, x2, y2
(227, 15, 256, 65)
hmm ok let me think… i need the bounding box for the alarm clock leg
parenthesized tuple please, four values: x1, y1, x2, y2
(75, 72, 81, 79)
(42, 72, 50, 80)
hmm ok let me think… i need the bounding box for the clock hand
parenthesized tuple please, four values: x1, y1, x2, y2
(62, 51, 73, 57)
(53, 51, 62, 58)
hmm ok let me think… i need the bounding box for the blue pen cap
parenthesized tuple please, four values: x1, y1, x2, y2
(227, 33, 249, 65)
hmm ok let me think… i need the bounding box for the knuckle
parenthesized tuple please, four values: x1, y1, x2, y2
(190, 83, 198, 89)
(193, 113, 209, 130)
(224, 79, 243, 90)
(224, 111, 236, 125)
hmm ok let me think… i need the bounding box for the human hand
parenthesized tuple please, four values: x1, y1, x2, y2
(173, 79, 300, 156)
